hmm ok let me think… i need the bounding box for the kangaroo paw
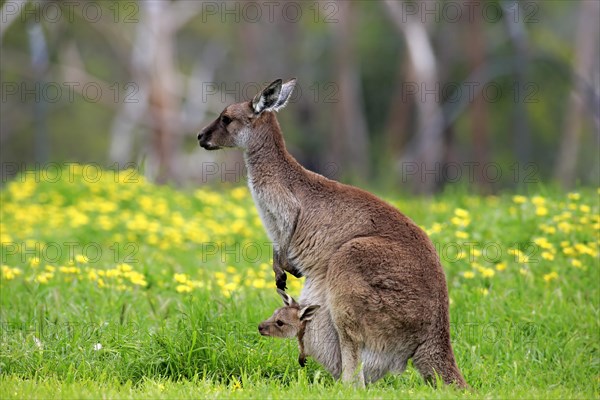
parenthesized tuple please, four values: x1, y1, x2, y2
(275, 270, 287, 291)
(298, 354, 306, 367)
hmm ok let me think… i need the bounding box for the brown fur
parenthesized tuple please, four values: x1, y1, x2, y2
(198, 79, 467, 388)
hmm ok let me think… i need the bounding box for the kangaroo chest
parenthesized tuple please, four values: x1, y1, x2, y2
(247, 181, 284, 246)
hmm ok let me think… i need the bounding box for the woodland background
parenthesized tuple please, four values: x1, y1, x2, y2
(1, 0, 599, 193)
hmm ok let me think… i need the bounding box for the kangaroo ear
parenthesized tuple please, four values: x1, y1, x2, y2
(277, 288, 297, 307)
(272, 78, 296, 112)
(252, 79, 282, 114)
(298, 305, 320, 321)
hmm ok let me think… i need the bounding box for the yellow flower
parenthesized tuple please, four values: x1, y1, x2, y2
(463, 271, 475, 279)
(59, 266, 80, 274)
(580, 205, 591, 213)
(535, 206, 548, 216)
(558, 221, 572, 233)
(214, 272, 226, 280)
(230, 378, 242, 390)
(0, 232, 12, 245)
(118, 263, 133, 272)
(106, 268, 120, 278)
(176, 284, 193, 293)
(174, 273, 190, 284)
(451, 216, 470, 227)
(495, 262, 507, 271)
(1, 265, 22, 280)
(509, 249, 529, 263)
(252, 278, 267, 288)
(290, 279, 303, 290)
(567, 192, 580, 201)
(541, 252, 554, 261)
(480, 268, 495, 278)
(75, 254, 89, 264)
(226, 266, 237, 274)
(147, 233, 159, 245)
(231, 187, 247, 200)
(531, 196, 545, 206)
(35, 272, 53, 284)
(87, 269, 98, 281)
(454, 208, 469, 218)
(571, 259, 582, 268)
(29, 257, 40, 267)
(455, 231, 469, 239)
(533, 237, 548, 247)
(479, 288, 489, 296)
(543, 271, 558, 282)
(126, 271, 147, 287)
(512, 195, 527, 204)
(540, 224, 556, 235)
(575, 243, 594, 256)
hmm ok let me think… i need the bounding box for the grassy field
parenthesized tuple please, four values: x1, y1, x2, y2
(1, 166, 598, 399)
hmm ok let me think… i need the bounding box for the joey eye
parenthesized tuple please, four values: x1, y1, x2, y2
(276, 320, 284, 327)
(221, 115, 232, 126)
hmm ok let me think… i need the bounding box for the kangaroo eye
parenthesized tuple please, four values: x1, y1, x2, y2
(221, 115, 232, 126)
(276, 320, 284, 327)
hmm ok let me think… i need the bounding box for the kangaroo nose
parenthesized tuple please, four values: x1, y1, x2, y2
(197, 131, 204, 141)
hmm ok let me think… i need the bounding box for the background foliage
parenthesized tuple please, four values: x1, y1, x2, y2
(1, 0, 599, 192)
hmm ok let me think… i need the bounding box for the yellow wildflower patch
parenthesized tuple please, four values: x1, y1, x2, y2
(512, 195, 527, 204)
(543, 271, 558, 282)
(1, 165, 598, 299)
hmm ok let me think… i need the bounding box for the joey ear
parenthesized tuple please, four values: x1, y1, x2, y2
(277, 288, 297, 307)
(298, 305, 320, 321)
(252, 79, 282, 114)
(272, 78, 296, 112)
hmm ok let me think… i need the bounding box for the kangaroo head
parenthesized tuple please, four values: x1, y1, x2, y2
(197, 78, 296, 150)
(258, 289, 320, 339)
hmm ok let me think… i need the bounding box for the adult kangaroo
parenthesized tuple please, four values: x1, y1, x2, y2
(197, 78, 467, 388)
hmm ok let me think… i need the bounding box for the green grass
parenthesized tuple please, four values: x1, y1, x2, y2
(1, 166, 598, 399)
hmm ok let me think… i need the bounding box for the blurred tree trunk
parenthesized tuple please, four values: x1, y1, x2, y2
(554, 0, 600, 187)
(143, 1, 180, 184)
(331, 0, 370, 182)
(437, 23, 460, 184)
(27, 21, 49, 164)
(384, 0, 443, 194)
(107, 1, 204, 184)
(503, 1, 532, 183)
(466, 0, 491, 192)
(385, 58, 414, 161)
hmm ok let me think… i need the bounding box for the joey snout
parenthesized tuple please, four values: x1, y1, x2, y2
(258, 323, 269, 336)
